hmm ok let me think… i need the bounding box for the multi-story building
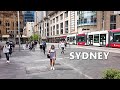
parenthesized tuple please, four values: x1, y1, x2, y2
(34, 11, 120, 43)
(24, 22, 34, 37)
(47, 11, 77, 43)
(23, 11, 34, 25)
(34, 11, 49, 41)
(0, 11, 24, 41)
(77, 11, 120, 33)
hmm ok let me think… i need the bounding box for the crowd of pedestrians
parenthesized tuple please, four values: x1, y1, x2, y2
(0, 39, 68, 70)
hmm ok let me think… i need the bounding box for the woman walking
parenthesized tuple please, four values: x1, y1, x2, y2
(48, 45, 56, 70)
(3, 42, 10, 63)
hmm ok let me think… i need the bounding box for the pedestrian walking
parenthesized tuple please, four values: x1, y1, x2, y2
(58, 41, 61, 49)
(26, 41, 28, 48)
(29, 42, 32, 51)
(42, 41, 47, 54)
(48, 45, 56, 70)
(39, 42, 43, 52)
(9, 41, 13, 56)
(60, 41, 65, 54)
(0, 45, 2, 58)
(64, 41, 67, 48)
(3, 42, 10, 63)
(32, 41, 35, 51)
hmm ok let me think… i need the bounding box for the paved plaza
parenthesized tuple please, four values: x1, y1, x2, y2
(0, 43, 120, 79)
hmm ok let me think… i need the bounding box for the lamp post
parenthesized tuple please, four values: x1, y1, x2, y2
(17, 11, 21, 51)
(13, 13, 16, 44)
(102, 11, 105, 31)
(32, 26, 35, 42)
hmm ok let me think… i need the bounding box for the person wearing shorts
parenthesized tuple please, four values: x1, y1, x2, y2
(49, 45, 56, 70)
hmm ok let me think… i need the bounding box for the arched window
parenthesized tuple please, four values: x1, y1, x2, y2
(8, 22, 10, 26)
(5, 21, 10, 26)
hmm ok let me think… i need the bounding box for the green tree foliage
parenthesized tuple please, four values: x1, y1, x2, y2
(102, 69, 120, 79)
(29, 34, 40, 41)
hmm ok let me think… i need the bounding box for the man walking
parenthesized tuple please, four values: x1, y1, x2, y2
(60, 41, 65, 54)
(42, 41, 47, 54)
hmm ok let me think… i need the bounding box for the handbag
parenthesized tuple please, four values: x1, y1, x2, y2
(47, 53, 50, 58)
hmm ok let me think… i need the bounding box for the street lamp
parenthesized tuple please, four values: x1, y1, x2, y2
(32, 26, 35, 42)
(13, 13, 16, 44)
(102, 11, 105, 31)
(17, 11, 21, 51)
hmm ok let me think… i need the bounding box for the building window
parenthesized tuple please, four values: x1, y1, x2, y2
(84, 18, 87, 23)
(45, 23, 46, 27)
(60, 23, 63, 34)
(47, 23, 49, 27)
(50, 20, 52, 24)
(51, 27, 52, 35)
(0, 21, 1, 25)
(56, 16, 58, 22)
(65, 11, 68, 18)
(60, 14, 63, 20)
(77, 11, 79, 16)
(53, 25, 55, 35)
(56, 24, 59, 34)
(65, 21, 68, 33)
(6, 23, 7, 26)
(110, 24, 116, 30)
(16, 21, 18, 26)
(6, 28, 9, 33)
(8, 23, 10, 26)
(110, 15, 116, 23)
(53, 18, 55, 23)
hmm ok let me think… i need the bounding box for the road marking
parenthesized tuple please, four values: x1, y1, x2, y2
(33, 57, 93, 79)
(33, 57, 69, 62)
(61, 62, 93, 79)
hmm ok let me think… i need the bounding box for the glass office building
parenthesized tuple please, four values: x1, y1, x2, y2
(77, 11, 97, 26)
(23, 11, 34, 25)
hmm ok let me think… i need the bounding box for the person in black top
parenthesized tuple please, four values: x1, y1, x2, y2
(42, 41, 47, 54)
(9, 41, 13, 56)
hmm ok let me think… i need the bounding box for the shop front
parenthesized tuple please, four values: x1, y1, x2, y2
(48, 35, 67, 43)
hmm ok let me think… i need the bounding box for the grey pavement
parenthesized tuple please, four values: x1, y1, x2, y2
(0, 43, 120, 79)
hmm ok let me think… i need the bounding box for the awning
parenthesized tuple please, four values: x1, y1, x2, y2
(2, 35, 9, 38)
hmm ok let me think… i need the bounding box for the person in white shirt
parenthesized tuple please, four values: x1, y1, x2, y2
(3, 42, 10, 63)
(60, 41, 65, 54)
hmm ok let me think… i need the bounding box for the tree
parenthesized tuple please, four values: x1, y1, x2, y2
(29, 34, 40, 41)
